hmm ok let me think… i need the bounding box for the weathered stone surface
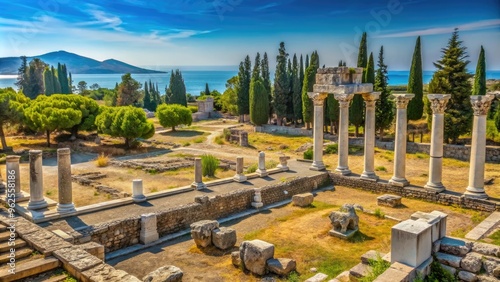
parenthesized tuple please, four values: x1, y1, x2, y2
(190, 220, 219, 248)
(23, 229, 73, 256)
(440, 237, 472, 256)
(494, 265, 500, 278)
(377, 194, 402, 207)
(436, 252, 461, 268)
(440, 263, 457, 275)
(240, 240, 275, 276)
(482, 256, 500, 276)
(458, 271, 478, 282)
(142, 265, 183, 282)
(81, 263, 141, 282)
(361, 250, 385, 265)
(477, 275, 499, 282)
(432, 240, 441, 253)
(266, 258, 296, 276)
(231, 251, 241, 267)
(305, 273, 328, 282)
(473, 242, 500, 257)
(292, 193, 314, 207)
(332, 271, 350, 282)
(329, 204, 359, 234)
(461, 252, 483, 273)
(212, 227, 236, 250)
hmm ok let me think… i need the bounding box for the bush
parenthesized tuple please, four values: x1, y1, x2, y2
(374, 208, 385, 219)
(426, 256, 457, 282)
(359, 255, 391, 282)
(303, 147, 313, 160)
(201, 154, 219, 177)
(156, 104, 193, 131)
(95, 153, 109, 167)
(246, 163, 258, 173)
(188, 105, 198, 113)
(325, 143, 338, 154)
(375, 166, 387, 172)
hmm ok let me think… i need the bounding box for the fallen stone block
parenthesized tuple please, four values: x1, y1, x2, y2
(305, 272, 328, 282)
(266, 258, 296, 276)
(377, 194, 402, 207)
(212, 227, 236, 250)
(231, 251, 241, 267)
(461, 252, 482, 273)
(361, 250, 385, 265)
(292, 193, 314, 207)
(240, 239, 275, 276)
(142, 265, 183, 282)
(190, 220, 219, 248)
(472, 242, 500, 258)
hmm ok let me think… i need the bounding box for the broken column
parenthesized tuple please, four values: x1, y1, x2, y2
(140, 213, 159, 244)
(191, 158, 206, 190)
(308, 92, 328, 171)
(27, 150, 48, 210)
(256, 152, 267, 177)
(132, 179, 146, 202)
(6, 155, 25, 200)
(389, 94, 414, 187)
(334, 93, 355, 175)
(464, 94, 495, 199)
(57, 148, 76, 213)
(360, 92, 380, 181)
(277, 155, 289, 171)
(424, 94, 451, 192)
(251, 188, 263, 208)
(233, 156, 247, 182)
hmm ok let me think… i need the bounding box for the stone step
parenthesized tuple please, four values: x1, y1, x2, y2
(0, 239, 26, 253)
(361, 250, 386, 265)
(439, 237, 472, 256)
(0, 231, 12, 243)
(349, 262, 373, 279)
(0, 256, 60, 282)
(42, 273, 67, 282)
(435, 252, 462, 268)
(0, 247, 33, 264)
(465, 211, 500, 241)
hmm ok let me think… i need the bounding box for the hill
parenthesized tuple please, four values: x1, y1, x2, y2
(0, 51, 165, 75)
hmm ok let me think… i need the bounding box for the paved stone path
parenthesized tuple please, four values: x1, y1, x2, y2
(465, 211, 500, 240)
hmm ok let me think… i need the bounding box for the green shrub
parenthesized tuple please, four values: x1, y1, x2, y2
(359, 255, 391, 282)
(426, 256, 457, 282)
(201, 154, 219, 177)
(287, 271, 300, 282)
(325, 143, 338, 154)
(375, 166, 387, 172)
(246, 163, 258, 173)
(188, 105, 198, 113)
(374, 208, 385, 219)
(303, 147, 313, 160)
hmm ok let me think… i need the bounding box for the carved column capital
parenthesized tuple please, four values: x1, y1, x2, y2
(427, 94, 451, 114)
(334, 93, 354, 108)
(308, 92, 328, 106)
(470, 95, 495, 116)
(392, 94, 415, 109)
(362, 92, 380, 108)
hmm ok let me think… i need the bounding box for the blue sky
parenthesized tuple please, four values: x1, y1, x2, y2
(0, 0, 499, 70)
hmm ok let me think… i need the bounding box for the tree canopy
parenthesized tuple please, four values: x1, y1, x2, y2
(156, 104, 192, 132)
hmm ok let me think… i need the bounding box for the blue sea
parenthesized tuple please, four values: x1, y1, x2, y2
(1, 69, 499, 94)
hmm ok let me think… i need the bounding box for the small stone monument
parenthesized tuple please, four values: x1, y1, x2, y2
(140, 213, 159, 244)
(132, 179, 146, 203)
(256, 152, 267, 177)
(328, 204, 359, 239)
(239, 131, 249, 147)
(251, 188, 263, 208)
(233, 157, 247, 182)
(277, 155, 289, 171)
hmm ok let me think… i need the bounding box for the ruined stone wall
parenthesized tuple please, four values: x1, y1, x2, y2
(260, 174, 332, 205)
(330, 173, 499, 212)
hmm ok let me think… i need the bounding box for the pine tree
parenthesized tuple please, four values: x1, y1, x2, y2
(261, 53, 272, 121)
(350, 32, 367, 137)
(273, 42, 290, 126)
(302, 51, 319, 130)
(375, 46, 394, 140)
(426, 28, 473, 144)
(25, 58, 46, 99)
(204, 83, 211, 96)
(117, 73, 142, 106)
(407, 36, 424, 120)
(472, 45, 486, 96)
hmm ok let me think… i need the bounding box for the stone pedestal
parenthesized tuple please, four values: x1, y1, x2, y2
(464, 94, 495, 199)
(389, 94, 414, 187)
(256, 152, 268, 177)
(233, 157, 247, 182)
(57, 148, 76, 213)
(191, 158, 206, 190)
(308, 92, 328, 171)
(391, 219, 432, 268)
(6, 155, 26, 201)
(251, 188, 263, 208)
(334, 93, 355, 175)
(27, 150, 48, 210)
(140, 213, 159, 244)
(424, 94, 451, 192)
(132, 179, 146, 203)
(360, 92, 380, 181)
(277, 155, 289, 171)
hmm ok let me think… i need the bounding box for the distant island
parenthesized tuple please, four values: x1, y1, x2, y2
(0, 50, 166, 75)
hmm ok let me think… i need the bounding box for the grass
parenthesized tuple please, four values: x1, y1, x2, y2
(303, 148, 313, 160)
(375, 166, 387, 172)
(374, 208, 386, 219)
(248, 132, 312, 152)
(201, 154, 219, 177)
(487, 229, 500, 245)
(95, 153, 110, 167)
(214, 135, 225, 145)
(359, 255, 391, 282)
(246, 160, 280, 173)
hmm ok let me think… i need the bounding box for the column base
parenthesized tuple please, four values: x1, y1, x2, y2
(310, 161, 326, 171)
(277, 164, 289, 171)
(14, 193, 30, 202)
(57, 203, 76, 214)
(464, 188, 488, 199)
(27, 200, 48, 210)
(233, 174, 248, 183)
(335, 167, 351, 176)
(389, 177, 409, 187)
(424, 182, 445, 192)
(132, 195, 147, 203)
(360, 172, 379, 182)
(191, 182, 207, 190)
(256, 169, 268, 177)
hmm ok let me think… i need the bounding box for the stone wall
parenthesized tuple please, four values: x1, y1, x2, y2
(330, 173, 499, 212)
(255, 125, 312, 136)
(260, 174, 332, 205)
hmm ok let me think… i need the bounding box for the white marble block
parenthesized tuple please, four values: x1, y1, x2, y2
(391, 219, 432, 268)
(140, 213, 159, 244)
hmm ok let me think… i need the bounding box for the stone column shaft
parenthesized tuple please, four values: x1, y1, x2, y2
(425, 94, 451, 192)
(308, 92, 328, 171)
(233, 157, 247, 182)
(6, 155, 25, 200)
(192, 158, 206, 190)
(28, 150, 48, 210)
(132, 179, 146, 202)
(334, 93, 354, 175)
(57, 148, 76, 213)
(389, 94, 414, 187)
(256, 151, 268, 177)
(465, 95, 495, 199)
(361, 92, 380, 181)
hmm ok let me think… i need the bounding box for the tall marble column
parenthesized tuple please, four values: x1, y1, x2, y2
(27, 150, 48, 210)
(308, 92, 328, 171)
(389, 94, 414, 187)
(424, 94, 451, 192)
(464, 94, 495, 199)
(57, 148, 76, 213)
(360, 92, 380, 181)
(6, 155, 25, 200)
(334, 93, 354, 175)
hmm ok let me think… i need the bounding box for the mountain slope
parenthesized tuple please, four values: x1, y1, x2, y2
(0, 51, 165, 74)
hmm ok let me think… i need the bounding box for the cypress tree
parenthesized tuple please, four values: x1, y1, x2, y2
(364, 53, 375, 84)
(237, 56, 251, 122)
(326, 95, 339, 134)
(252, 52, 261, 81)
(166, 70, 187, 106)
(43, 67, 54, 95)
(302, 51, 319, 130)
(68, 71, 73, 93)
(15, 56, 29, 92)
(144, 81, 152, 111)
(350, 32, 367, 137)
(357, 32, 368, 68)
(250, 78, 269, 126)
(472, 45, 486, 96)
(407, 36, 424, 120)
(52, 66, 61, 93)
(299, 55, 304, 90)
(375, 46, 395, 140)
(261, 53, 272, 121)
(273, 42, 290, 126)
(305, 54, 309, 70)
(292, 54, 302, 123)
(286, 58, 294, 122)
(204, 83, 210, 96)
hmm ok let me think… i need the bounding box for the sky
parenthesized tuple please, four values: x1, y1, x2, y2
(0, 0, 499, 70)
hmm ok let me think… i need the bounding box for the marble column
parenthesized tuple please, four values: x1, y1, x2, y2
(464, 94, 495, 199)
(233, 157, 247, 182)
(191, 158, 206, 190)
(256, 151, 268, 177)
(360, 92, 380, 181)
(6, 155, 25, 200)
(27, 150, 48, 210)
(424, 94, 451, 192)
(132, 179, 146, 203)
(57, 148, 76, 213)
(308, 92, 328, 171)
(334, 93, 354, 175)
(389, 94, 414, 187)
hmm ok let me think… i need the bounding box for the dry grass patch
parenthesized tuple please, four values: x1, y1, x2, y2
(248, 132, 312, 154)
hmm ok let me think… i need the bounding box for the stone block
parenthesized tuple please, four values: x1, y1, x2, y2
(332, 271, 350, 282)
(142, 265, 183, 282)
(211, 227, 236, 250)
(435, 252, 462, 268)
(80, 242, 105, 261)
(23, 229, 73, 256)
(458, 271, 478, 282)
(373, 262, 415, 282)
(440, 237, 472, 256)
(305, 273, 328, 282)
(53, 248, 103, 281)
(349, 263, 372, 279)
(391, 219, 432, 268)
(411, 211, 441, 243)
(239, 239, 275, 275)
(377, 194, 402, 208)
(140, 213, 159, 245)
(472, 242, 500, 257)
(190, 220, 219, 248)
(440, 263, 457, 275)
(52, 229, 74, 243)
(361, 250, 385, 265)
(292, 193, 314, 207)
(231, 251, 241, 267)
(429, 210, 448, 239)
(81, 263, 141, 282)
(461, 252, 483, 273)
(266, 258, 296, 276)
(0, 256, 61, 282)
(415, 256, 433, 278)
(483, 256, 500, 276)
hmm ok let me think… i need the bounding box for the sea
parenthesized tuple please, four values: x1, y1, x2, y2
(1, 69, 499, 94)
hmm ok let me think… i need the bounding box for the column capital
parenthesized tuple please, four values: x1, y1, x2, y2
(470, 94, 495, 116)
(6, 155, 21, 162)
(427, 94, 451, 114)
(334, 93, 354, 108)
(392, 94, 415, 109)
(362, 92, 380, 108)
(308, 92, 328, 106)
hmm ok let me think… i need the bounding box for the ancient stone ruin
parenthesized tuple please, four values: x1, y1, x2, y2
(328, 203, 359, 239)
(234, 239, 296, 276)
